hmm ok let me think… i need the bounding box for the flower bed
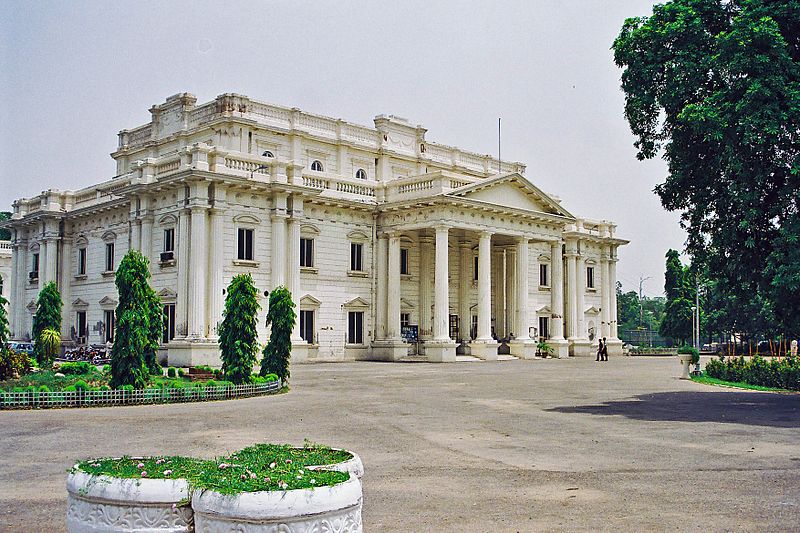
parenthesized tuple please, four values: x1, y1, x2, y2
(67, 444, 362, 533)
(0, 380, 280, 409)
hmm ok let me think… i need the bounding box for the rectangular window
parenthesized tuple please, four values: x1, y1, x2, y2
(471, 315, 478, 340)
(587, 266, 595, 289)
(474, 255, 478, 281)
(104, 310, 115, 343)
(400, 248, 409, 275)
(78, 248, 87, 275)
(350, 242, 363, 271)
(400, 313, 410, 328)
(237, 228, 254, 261)
(347, 311, 364, 344)
(105, 243, 115, 272)
(76, 311, 87, 342)
(32, 253, 39, 274)
(300, 238, 314, 268)
(540, 263, 548, 287)
(163, 228, 175, 253)
(539, 316, 550, 339)
(299, 310, 315, 343)
(162, 304, 176, 343)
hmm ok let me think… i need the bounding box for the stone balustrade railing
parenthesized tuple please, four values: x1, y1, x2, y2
(0, 241, 11, 252)
(385, 172, 478, 203)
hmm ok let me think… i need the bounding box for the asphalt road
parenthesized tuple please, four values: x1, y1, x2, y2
(1, 356, 798, 532)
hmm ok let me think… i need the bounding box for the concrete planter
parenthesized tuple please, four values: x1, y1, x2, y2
(678, 353, 694, 379)
(192, 475, 362, 533)
(308, 449, 364, 480)
(66, 470, 193, 533)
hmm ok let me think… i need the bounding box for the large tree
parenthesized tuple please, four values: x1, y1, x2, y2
(659, 250, 694, 345)
(32, 281, 62, 367)
(260, 286, 295, 384)
(110, 250, 160, 389)
(0, 212, 11, 241)
(219, 274, 261, 384)
(613, 0, 800, 335)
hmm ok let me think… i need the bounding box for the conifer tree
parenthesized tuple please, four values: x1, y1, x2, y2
(110, 250, 159, 389)
(219, 274, 261, 384)
(260, 286, 295, 384)
(0, 294, 9, 348)
(32, 281, 62, 368)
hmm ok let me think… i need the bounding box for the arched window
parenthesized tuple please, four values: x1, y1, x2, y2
(310, 160, 324, 172)
(262, 150, 274, 158)
(355, 168, 367, 180)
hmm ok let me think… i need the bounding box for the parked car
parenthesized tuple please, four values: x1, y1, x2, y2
(6, 342, 34, 357)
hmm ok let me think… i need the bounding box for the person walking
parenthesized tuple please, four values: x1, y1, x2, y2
(596, 338, 604, 361)
(601, 336, 609, 361)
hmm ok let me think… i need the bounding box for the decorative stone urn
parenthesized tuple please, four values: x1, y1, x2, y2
(307, 449, 364, 480)
(66, 470, 193, 533)
(678, 353, 694, 379)
(192, 475, 363, 533)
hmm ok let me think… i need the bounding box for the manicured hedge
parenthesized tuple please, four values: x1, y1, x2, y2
(704, 355, 800, 391)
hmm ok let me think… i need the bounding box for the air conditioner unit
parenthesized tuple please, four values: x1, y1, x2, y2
(29, 271, 39, 280)
(160, 251, 174, 262)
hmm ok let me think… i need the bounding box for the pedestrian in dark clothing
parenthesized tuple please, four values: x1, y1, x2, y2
(601, 337, 608, 361)
(596, 338, 603, 361)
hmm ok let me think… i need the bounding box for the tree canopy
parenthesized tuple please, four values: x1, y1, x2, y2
(613, 0, 800, 335)
(659, 249, 695, 345)
(0, 212, 11, 241)
(219, 274, 261, 384)
(32, 281, 62, 367)
(260, 286, 295, 384)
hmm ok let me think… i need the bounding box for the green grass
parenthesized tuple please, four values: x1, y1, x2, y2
(72, 443, 351, 494)
(691, 373, 797, 393)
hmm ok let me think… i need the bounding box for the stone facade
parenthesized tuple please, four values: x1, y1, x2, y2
(1, 92, 627, 364)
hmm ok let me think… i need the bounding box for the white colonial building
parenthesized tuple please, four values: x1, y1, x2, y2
(2, 92, 627, 365)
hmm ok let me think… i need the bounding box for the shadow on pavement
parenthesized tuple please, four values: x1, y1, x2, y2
(547, 390, 800, 428)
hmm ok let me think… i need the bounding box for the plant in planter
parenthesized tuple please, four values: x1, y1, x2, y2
(536, 341, 554, 358)
(67, 443, 363, 533)
(677, 345, 700, 379)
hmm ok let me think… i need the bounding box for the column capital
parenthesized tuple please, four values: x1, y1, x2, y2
(432, 224, 451, 232)
(479, 230, 493, 240)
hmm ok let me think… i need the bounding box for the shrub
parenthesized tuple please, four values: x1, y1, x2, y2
(59, 361, 96, 375)
(219, 274, 261, 384)
(0, 346, 32, 380)
(177, 368, 185, 378)
(261, 286, 295, 384)
(677, 345, 700, 365)
(206, 380, 217, 388)
(37, 385, 50, 393)
(704, 354, 800, 391)
(32, 282, 62, 368)
(167, 367, 177, 378)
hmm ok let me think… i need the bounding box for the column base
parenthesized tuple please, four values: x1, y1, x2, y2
(469, 341, 499, 361)
(167, 339, 221, 367)
(569, 338, 593, 357)
(509, 339, 537, 359)
(367, 339, 407, 362)
(605, 339, 624, 357)
(425, 340, 457, 363)
(291, 341, 309, 364)
(549, 339, 570, 359)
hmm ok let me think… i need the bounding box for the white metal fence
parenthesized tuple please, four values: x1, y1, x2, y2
(0, 381, 281, 409)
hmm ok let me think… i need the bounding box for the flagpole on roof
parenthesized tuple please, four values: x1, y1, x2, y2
(498, 117, 501, 174)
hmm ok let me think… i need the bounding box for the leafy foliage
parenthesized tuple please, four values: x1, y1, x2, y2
(705, 354, 800, 390)
(39, 328, 61, 365)
(260, 286, 295, 384)
(32, 282, 62, 368)
(659, 250, 694, 344)
(0, 212, 10, 241)
(613, 0, 800, 335)
(218, 274, 261, 384)
(110, 250, 160, 389)
(0, 294, 9, 347)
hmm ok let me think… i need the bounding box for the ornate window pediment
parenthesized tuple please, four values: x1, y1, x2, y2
(101, 230, 117, 243)
(300, 224, 320, 236)
(99, 296, 118, 309)
(343, 296, 369, 310)
(75, 235, 89, 247)
(584, 306, 600, 314)
(233, 214, 261, 225)
(72, 298, 89, 310)
(400, 298, 414, 311)
(157, 287, 177, 302)
(299, 294, 321, 309)
(159, 214, 178, 226)
(536, 304, 551, 315)
(347, 230, 369, 242)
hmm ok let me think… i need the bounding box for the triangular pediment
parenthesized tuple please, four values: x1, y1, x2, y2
(343, 296, 369, 309)
(400, 298, 414, 310)
(448, 173, 574, 218)
(157, 287, 177, 300)
(299, 294, 321, 307)
(99, 296, 118, 308)
(72, 298, 89, 309)
(536, 304, 551, 314)
(584, 306, 600, 314)
(27, 299, 37, 312)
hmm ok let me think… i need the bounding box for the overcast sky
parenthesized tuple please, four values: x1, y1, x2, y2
(0, 0, 686, 296)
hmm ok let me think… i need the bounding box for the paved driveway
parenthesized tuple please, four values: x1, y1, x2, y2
(1, 356, 798, 532)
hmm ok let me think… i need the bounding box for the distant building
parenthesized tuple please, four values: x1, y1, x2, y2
(0, 241, 10, 317)
(2, 92, 627, 364)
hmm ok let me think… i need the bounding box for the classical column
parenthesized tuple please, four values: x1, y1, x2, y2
(207, 186, 226, 340)
(600, 247, 611, 339)
(505, 248, 515, 338)
(130, 220, 141, 252)
(476, 232, 493, 341)
(432, 226, 450, 341)
(271, 193, 288, 289)
(458, 241, 472, 342)
(609, 247, 619, 340)
(492, 248, 503, 338)
(141, 215, 153, 266)
(287, 195, 303, 342)
(13, 238, 28, 340)
(9, 239, 18, 339)
(418, 236, 433, 338)
(59, 236, 73, 341)
(565, 240, 579, 340)
(514, 237, 530, 339)
(576, 255, 586, 340)
(44, 237, 58, 284)
(375, 234, 388, 340)
(386, 232, 401, 340)
(187, 205, 208, 339)
(550, 241, 566, 341)
(175, 209, 190, 339)
(38, 239, 46, 285)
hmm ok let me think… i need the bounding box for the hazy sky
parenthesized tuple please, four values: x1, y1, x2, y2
(0, 0, 686, 296)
